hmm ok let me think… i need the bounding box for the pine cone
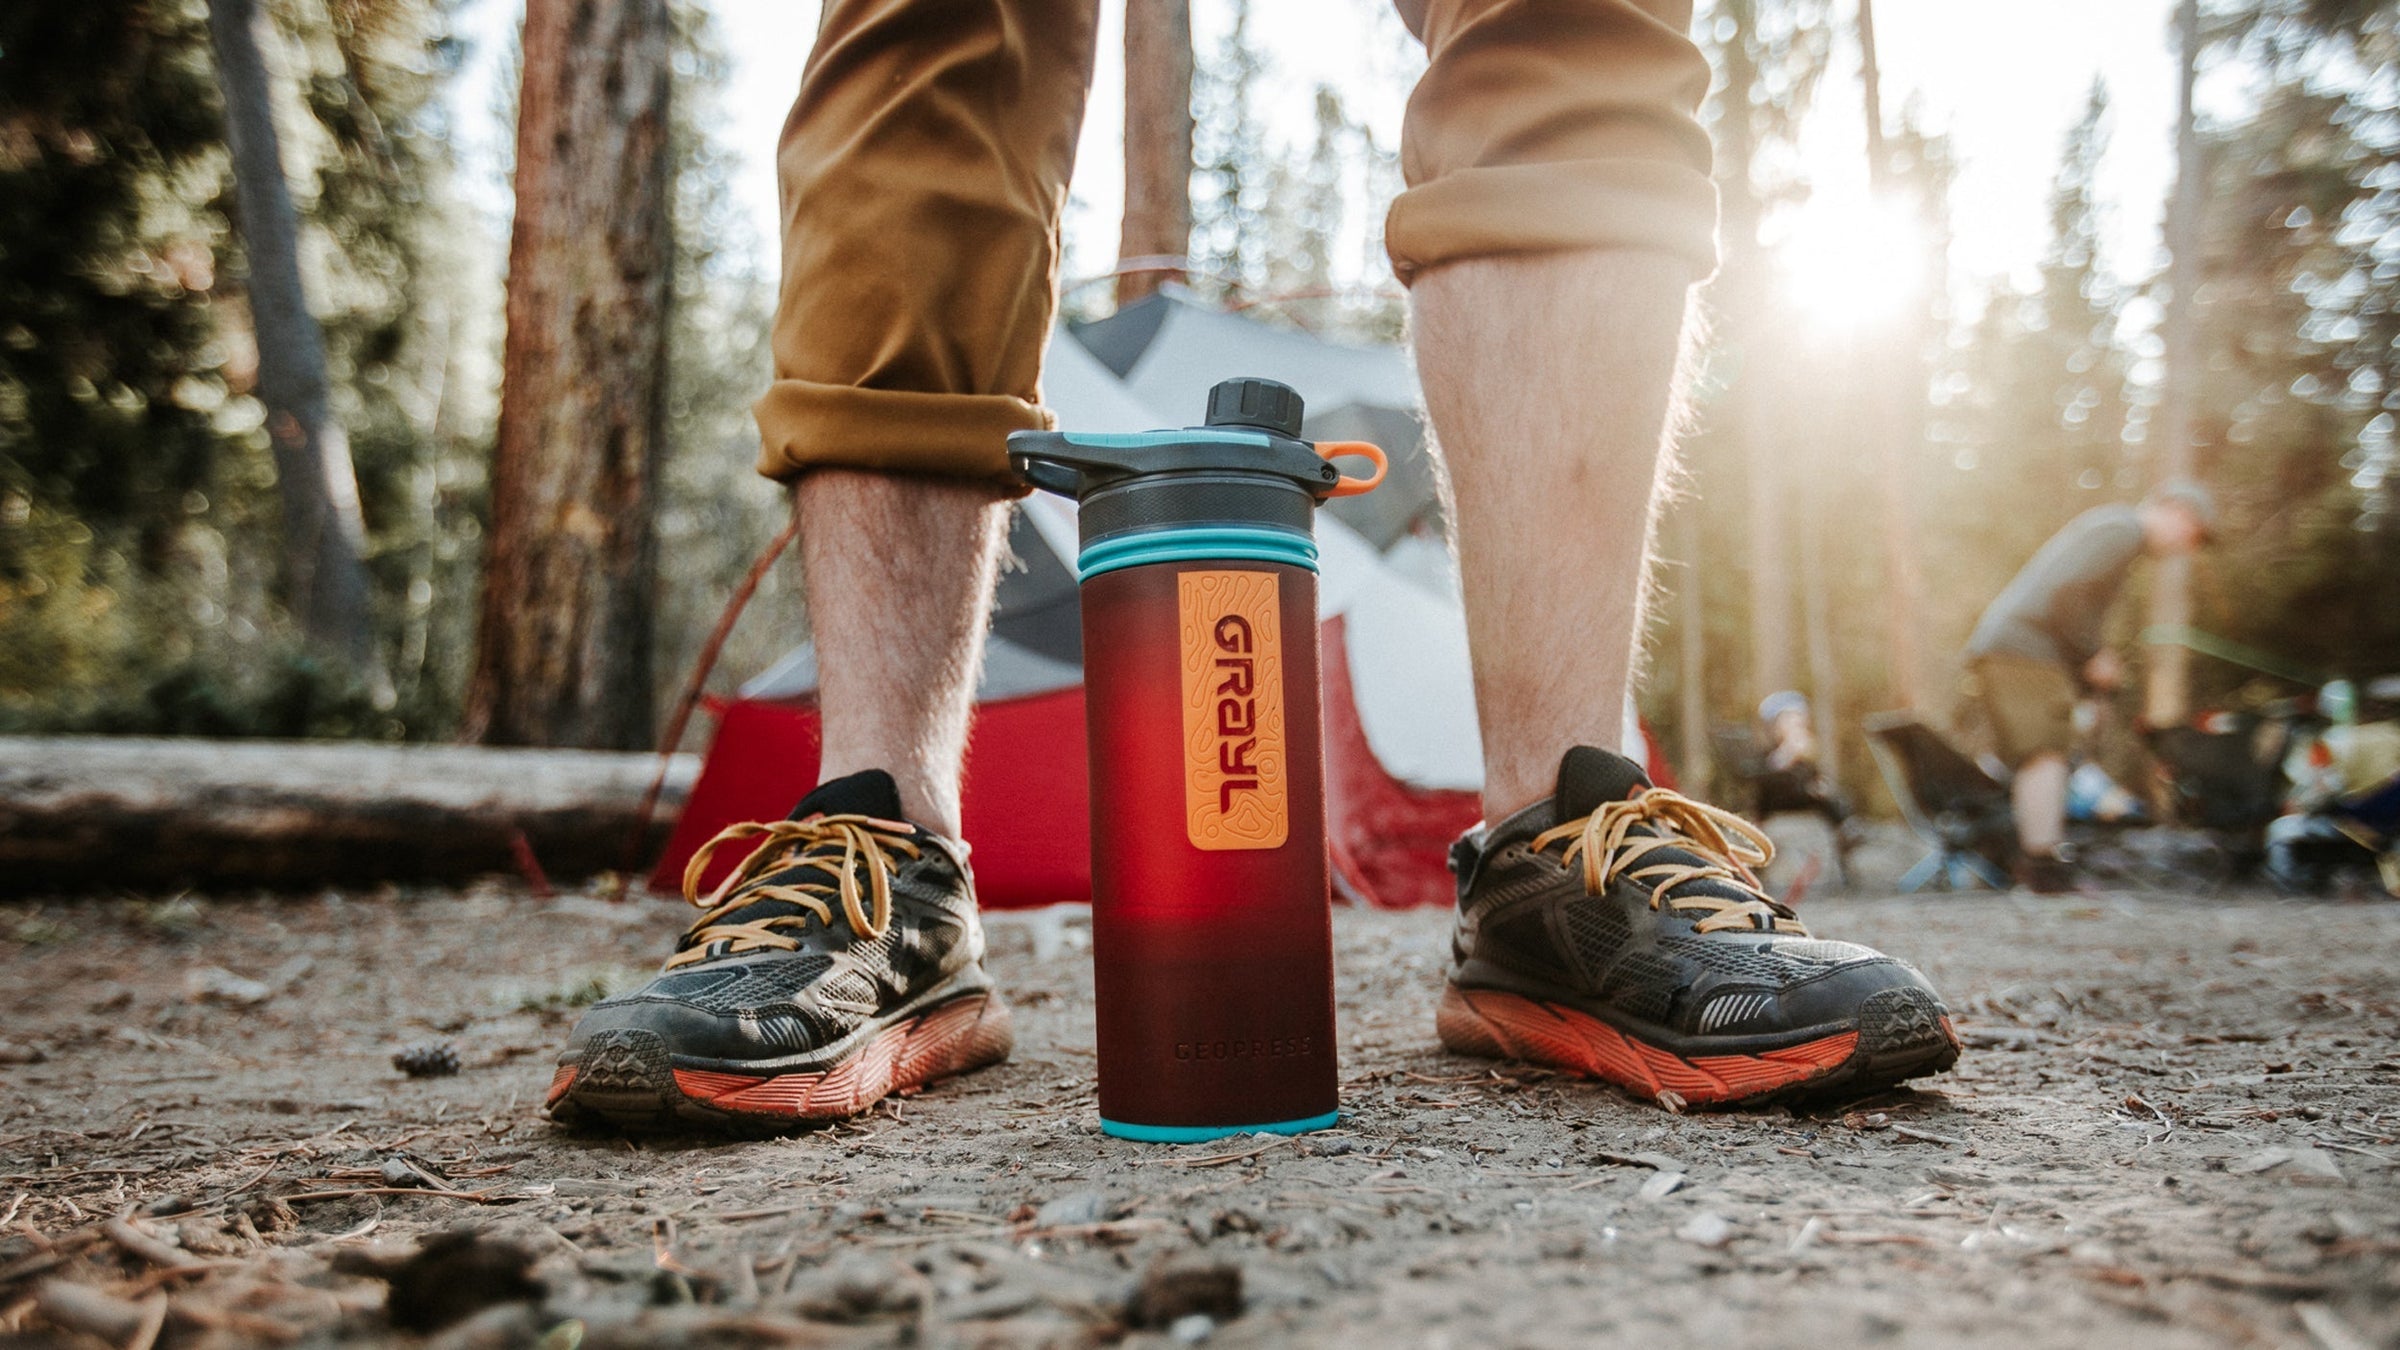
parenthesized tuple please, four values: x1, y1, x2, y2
(392, 1042, 461, 1079)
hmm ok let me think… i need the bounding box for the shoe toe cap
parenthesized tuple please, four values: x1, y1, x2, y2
(1784, 953, 1942, 1026)
(1694, 949, 1945, 1038)
(561, 966, 822, 1064)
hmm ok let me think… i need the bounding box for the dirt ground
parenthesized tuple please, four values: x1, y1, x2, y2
(3, 879, 2397, 1349)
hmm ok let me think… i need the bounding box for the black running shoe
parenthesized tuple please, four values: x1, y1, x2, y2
(547, 770, 1012, 1131)
(1437, 747, 1959, 1107)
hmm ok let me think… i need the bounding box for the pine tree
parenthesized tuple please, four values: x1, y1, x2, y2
(1118, 0, 1194, 304)
(0, 0, 224, 553)
(2175, 0, 2400, 687)
(209, 0, 380, 674)
(1188, 0, 1269, 300)
(465, 0, 673, 749)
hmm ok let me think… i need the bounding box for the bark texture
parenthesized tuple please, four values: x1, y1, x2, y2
(466, 0, 673, 748)
(0, 737, 695, 894)
(1117, 0, 1194, 304)
(206, 0, 378, 671)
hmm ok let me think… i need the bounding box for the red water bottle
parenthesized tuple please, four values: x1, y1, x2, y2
(1010, 379, 1385, 1141)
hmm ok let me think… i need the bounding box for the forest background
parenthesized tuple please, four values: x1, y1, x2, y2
(2, 0, 2394, 808)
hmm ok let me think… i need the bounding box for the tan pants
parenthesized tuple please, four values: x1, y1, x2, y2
(755, 0, 1719, 490)
(1967, 654, 2080, 770)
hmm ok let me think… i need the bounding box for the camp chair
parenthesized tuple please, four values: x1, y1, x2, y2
(1863, 712, 2013, 892)
(2146, 714, 2290, 836)
(1711, 721, 1857, 887)
(1708, 723, 1768, 800)
(2329, 770, 2400, 897)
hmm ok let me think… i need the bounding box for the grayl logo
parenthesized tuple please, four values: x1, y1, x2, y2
(1212, 613, 1260, 813)
(1178, 569, 1285, 849)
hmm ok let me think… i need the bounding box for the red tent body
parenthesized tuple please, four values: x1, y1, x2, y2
(651, 620, 1678, 911)
(652, 688, 1092, 907)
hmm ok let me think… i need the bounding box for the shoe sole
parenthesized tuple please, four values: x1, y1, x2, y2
(1436, 983, 1959, 1108)
(545, 989, 1013, 1133)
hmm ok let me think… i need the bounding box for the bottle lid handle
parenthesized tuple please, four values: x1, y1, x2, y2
(1316, 441, 1387, 499)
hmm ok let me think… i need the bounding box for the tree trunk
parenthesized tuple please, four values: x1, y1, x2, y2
(0, 737, 695, 894)
(1118, 0, 1193, 305)
(466, 0, 673, 749)
(1856, 0, 1929, 711)
(1715, 15, 1795, 701)
(206, 0, 378, 674)
(2145, 0, 2204, 728)
(1672, 503, 1711, 791)
(1798, 425, 1843, 793)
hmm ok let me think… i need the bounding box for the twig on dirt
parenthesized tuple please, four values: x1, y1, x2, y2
(212, 1160, 281, 1206)
(318, 1216, 380, 1245)
(2181, 1266, 2334, 1295)
(2123, 1095, 2175, 1133)
(276, 1187, 509, 1205)
(700, 1205, 812, 1224)
(1130, 1138, 1292, 1170)
(0, 1195, 22, 1230)
(0, 1227, 109, 1287)
(2295, 1303, 2375, 1350)
(1815, 1230, 1937, 1248)
(1889, 1126, 1965, 1147)
(2311, 1140, 2395, 1164)
(652, 1216, 706, 1280)
(31, 1282, 154, 1346)
(102, 1218, 189, 1269)
(123, 1262, 226, 1296)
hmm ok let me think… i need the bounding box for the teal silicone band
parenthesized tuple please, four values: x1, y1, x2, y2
(1099, 1110, 1341, 1143)
(1077, 525, 1319, 582)
(1056, 429, 1273, 450)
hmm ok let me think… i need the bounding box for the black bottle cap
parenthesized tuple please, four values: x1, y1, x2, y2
(1204, 378, 1306, 437)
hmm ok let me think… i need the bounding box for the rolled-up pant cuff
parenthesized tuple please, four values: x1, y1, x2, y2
(752, 381, 1052, 492)
(1385, 159, 1720, 283)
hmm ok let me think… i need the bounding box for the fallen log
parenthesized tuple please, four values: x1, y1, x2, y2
(0, 737, 696, 895)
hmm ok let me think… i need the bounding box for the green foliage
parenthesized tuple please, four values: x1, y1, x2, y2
(1181, 6, 1404, 341)
(0, 0, 479, 739)
(0, 0, 227, 538)
(1925, 84, 2138, 655)
(2177, 0, 2400, 691)
(1188, 0, 1270, 299)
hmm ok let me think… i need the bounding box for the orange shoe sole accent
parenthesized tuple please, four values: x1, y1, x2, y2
(1438, 985, 1885, 1106)
(663, 991, 1014, 1122)
(546, 1064, 577, 1107)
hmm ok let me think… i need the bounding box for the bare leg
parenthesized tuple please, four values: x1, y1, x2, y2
(2012, 751, 2070, 858)
(798, 469, 1009, 837)
(1412, 252, 1697, 820)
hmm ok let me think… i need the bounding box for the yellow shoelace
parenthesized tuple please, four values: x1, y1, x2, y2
(1530, 786, 1807, 936)
(665, 814, 923, 970)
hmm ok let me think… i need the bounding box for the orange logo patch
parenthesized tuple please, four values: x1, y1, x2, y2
(1178, 570, 1288, 850)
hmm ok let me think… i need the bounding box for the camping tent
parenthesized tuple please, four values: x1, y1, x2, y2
(1071, 288, 1441, 549)
(652, 310, 1674, 909)
(652, 498, 1493, 909)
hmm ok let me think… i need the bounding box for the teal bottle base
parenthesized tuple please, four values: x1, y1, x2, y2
(1099, 1110, 1340, 1144)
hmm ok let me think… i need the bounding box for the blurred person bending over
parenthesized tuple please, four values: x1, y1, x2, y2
(1963, 484, 2214, 891)
(545, 0, 1961, 1132)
